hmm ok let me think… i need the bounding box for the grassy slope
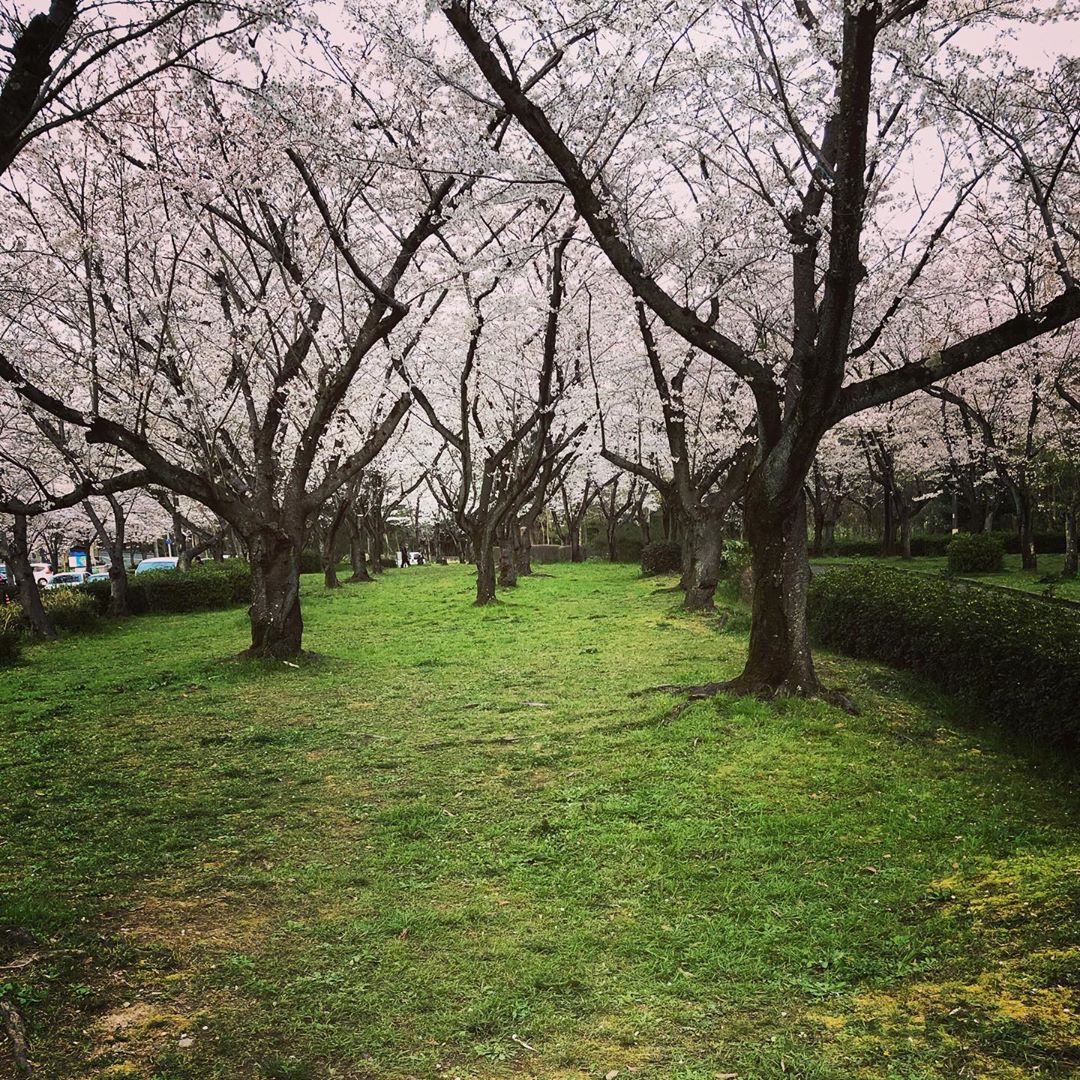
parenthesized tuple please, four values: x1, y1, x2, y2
(1, 563, 1078, 1080)
(811, 552, 1080, 603)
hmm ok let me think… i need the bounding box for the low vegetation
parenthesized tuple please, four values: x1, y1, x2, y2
(946, 533, 1005, 574)
(82, 562, 252, 617)
(639, 540, 682, 576)
(811, 551, 1080, 604)
(2, 563, 1078, 1079)
(809, 563, 1080, 748)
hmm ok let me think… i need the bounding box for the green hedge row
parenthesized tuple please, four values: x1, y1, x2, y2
(83, 561, 251, 615)
(827, 530, 1068, 558)
(828, 535, 952, 557)
(1, 562, 252, 663)
(808, 565, 1080, 748)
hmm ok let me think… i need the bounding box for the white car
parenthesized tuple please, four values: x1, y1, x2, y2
(135, 556, 179, 574)
(44, 571, 89, 589)
(31, 562, 53, 586)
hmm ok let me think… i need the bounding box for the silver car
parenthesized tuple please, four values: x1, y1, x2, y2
(44, 571, 89, 589)
(135, 557, 179, 575)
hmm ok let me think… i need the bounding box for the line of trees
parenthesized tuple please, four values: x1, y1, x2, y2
(0, 0, 1077, 701)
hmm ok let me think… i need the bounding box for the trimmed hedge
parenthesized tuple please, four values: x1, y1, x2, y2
(826, 531, 1068, 559)
(809, 564, 1080, 748)
(640, 540, 682, 575)
(829, 534, 955, 558)
(1, 563, 252, 663)
(998, 530, 1066, 555)
(947, 532, 1004, 573)
(83, 561, 251, 615)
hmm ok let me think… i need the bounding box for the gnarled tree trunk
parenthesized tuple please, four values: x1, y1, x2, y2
(475, 530, 497, 605)
(347, 519, 372, 582)
(683, 510, 722, 611)
(498, 525, 518, 587)
(731, 487, 820, 698)
(11, 513, 55, 639)
(246, 526, 304, 658)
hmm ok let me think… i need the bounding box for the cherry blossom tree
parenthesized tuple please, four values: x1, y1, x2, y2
(0, 0, 287, 178)
(442, 0, 1080, 703)
(401, 226, 589, 604)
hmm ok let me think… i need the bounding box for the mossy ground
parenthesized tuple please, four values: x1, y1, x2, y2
(1, 562, 1078, 1078)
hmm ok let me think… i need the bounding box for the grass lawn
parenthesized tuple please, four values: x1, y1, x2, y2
(2, 562, 1079, 1079)
(811, 552, 1080, 604)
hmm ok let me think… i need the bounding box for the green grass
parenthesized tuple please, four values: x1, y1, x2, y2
(812, 552, 1080, 603)
(2, 563, 1079, 1079)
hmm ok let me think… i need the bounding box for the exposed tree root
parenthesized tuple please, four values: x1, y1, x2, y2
(0, 927, 38, 1077)
(0, 998, 31, 1076)
(634, 678, 859, 721)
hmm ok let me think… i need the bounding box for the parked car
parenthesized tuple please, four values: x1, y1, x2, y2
(45, 571, 89, 589)
(0, 563, 54, 586)
(86, 572, 110, 583)
(135, 557, 179, 574)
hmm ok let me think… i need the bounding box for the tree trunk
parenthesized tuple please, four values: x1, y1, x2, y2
(475, 531, 497, 605)
(1063, 506, 1077, 579)
(822, 517, 836, 556)
(569, 519, 585, 562)
(731, 489, 820, 697)
(683, 510, 722, 611)
(810, 503, 825, 557)
(498, 529, 518, 587)
(347, 521, 372, 582)
(513, 524, 532, 576)
(1014, 486, 1037, 571)
(245, 527, 303, 658)
(322, 501, 349, 589)
(899, 505, 913, 561)
(11, 513, 55, 639)
(881, 488, 897, 555)
(606, 523, 618, 562)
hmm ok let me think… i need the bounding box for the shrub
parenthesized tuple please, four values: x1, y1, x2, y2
(830, 537, 882, 557)
(41, 588, 100, 633)
(947, 532, 1004, 573)
(0, 603, 22, 662)
(640, 540, 682, 575)
(299, 549, 322, 574)
(809, 565, 1080, 748)
(719, 539, 751, 589)
(133, 561, 251, 614)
